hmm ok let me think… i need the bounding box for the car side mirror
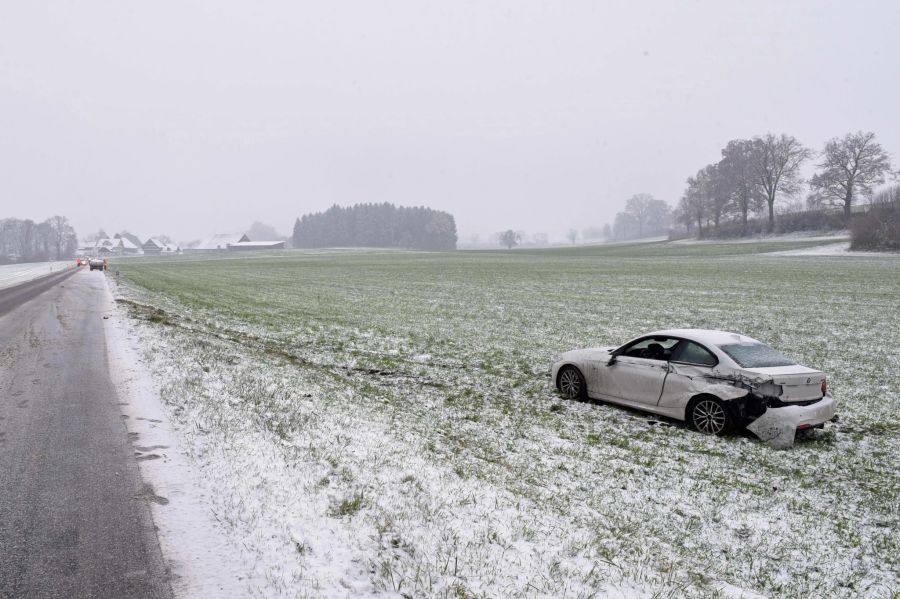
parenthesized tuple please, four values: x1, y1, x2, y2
(607, 355, 617, 366)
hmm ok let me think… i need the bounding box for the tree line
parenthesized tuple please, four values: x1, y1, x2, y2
(292, 203, 457, 250)
(676, 131, 896, 237)
(0, 216, 78, 263)
(611, 194, 672, 241)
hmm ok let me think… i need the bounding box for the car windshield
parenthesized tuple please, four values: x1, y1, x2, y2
(719, 343, 796, 368)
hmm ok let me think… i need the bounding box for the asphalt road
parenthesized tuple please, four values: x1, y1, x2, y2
(0, 268, 172, 599)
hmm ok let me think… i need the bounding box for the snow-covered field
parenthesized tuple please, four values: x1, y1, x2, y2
(0, 261, 74, 290)
(110, 241, 899, 598)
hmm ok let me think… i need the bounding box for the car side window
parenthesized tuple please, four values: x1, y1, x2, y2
(671, 341, 717, 366)
(620, 337, 679, 360)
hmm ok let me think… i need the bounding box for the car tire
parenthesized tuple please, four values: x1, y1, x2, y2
(558, 366, 587, 400)
(689, 395, 734, 435)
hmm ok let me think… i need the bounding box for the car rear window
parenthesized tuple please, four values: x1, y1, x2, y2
(719, 343, 796, 368)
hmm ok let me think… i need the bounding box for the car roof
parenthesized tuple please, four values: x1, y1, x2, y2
(641, 329, 761, 346)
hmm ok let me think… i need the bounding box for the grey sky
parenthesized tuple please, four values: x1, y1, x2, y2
(2, 1, 899, 243)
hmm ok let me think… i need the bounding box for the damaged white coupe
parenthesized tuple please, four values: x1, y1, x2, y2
(551, 329, 836, 448)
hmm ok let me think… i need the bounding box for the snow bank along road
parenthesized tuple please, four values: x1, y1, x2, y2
(0, 269, 171, 598)
(0, 261, 75, 291)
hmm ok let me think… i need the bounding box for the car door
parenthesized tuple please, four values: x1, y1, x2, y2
(657, 340, 719, 409)
(599, 337, 678, 405)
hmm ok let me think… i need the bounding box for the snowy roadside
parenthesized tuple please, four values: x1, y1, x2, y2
(101, 278, 251, 598)
(0, 261, 75, 290)
(107, 290, 665, 598)
(106, 250, 900, 598)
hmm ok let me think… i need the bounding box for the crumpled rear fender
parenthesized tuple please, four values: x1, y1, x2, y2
(686, 379, 748, 402)
(666, 366, 809, 448)
(661, 364, 751, 410)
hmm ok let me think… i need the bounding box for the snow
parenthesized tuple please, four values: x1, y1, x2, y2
(765, 241, 900, 257)
(0, 261, 74, 290)
(108, 249, 900, 598)
(672, 231, 850, 245)
(101, 280, 250, 598)
(108, 295, 664, 597)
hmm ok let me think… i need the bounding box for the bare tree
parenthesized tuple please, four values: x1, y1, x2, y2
(566, 229, 578, 244)
(671, 202, 692, 235)
(698, 164, 730, 233)
(498, 229, 520, 249)
(871, 184, 900, 207)
(749, 134, 812, 232)
(718, 139, 762, 235)
(681, 174, 708, 237)
(613, 211, 637, 240)
(15, 219, 37, 260)
(35, 220, 53, 260)
(678, 194, 699, 237)
(623, 193, 652, 238)
(623, 193, 671, 238)
(808, 131, 894, 220)
(45, 215, 77, 260)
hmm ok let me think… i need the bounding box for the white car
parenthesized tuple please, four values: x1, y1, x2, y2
(551, 329, 836, 447)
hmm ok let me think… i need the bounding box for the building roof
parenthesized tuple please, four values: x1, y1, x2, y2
(143, 238, 164, 249)
(229, 240, 284, 248)
(94, 237, 140, 250)
(195, 233, 250, 250)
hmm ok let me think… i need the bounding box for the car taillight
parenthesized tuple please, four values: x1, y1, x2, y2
(821, 379, 827, 396)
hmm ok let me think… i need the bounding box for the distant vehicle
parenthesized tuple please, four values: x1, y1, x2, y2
(88, 258, 106, 271)
(551, 329, 835, 443)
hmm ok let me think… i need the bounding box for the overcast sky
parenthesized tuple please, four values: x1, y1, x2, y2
(2, 1, 899, 243)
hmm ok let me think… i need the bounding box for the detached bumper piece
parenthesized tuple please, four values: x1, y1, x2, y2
(745, 395, 837, 449)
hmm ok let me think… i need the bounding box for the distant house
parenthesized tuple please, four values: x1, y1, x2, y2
(228, 240, 285, 251)
(142, 238, 165, 256)
(118, 237, 141, 255)
(141, 238, 179, 256)
(91, 237, 141, 256)
(185, 233, 250, 253)
(95, 238, 118, 255)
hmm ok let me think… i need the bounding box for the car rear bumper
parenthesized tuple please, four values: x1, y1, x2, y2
(746, 394, 836, 448)
(788, 394, 836, 428)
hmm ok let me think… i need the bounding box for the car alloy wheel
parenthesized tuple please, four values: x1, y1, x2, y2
(692, 398, 728, 435)
(558, 366, 585, 400)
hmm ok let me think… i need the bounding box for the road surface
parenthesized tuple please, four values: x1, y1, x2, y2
(0, 268, 172, 598)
